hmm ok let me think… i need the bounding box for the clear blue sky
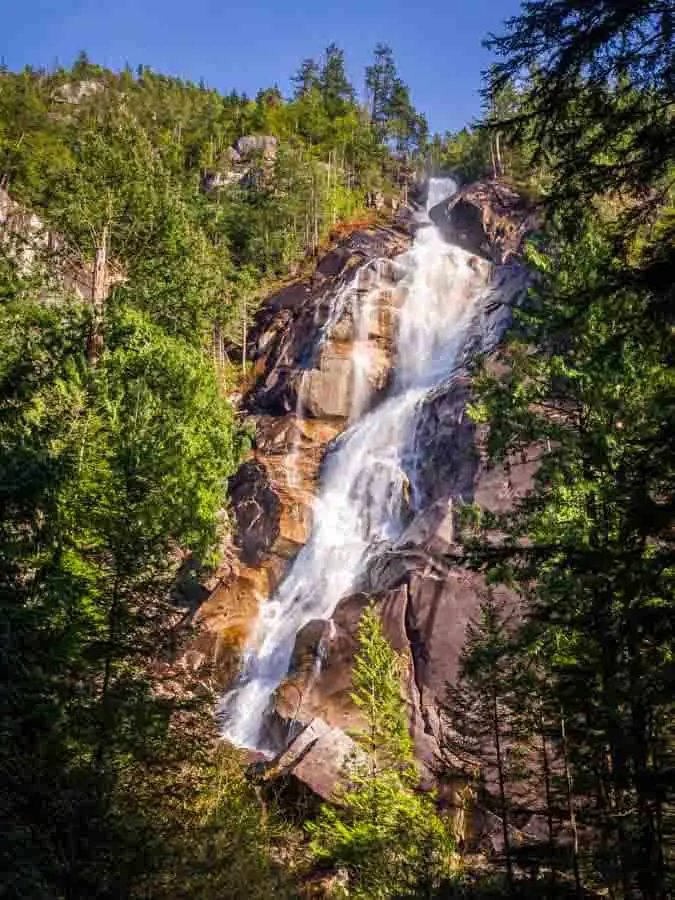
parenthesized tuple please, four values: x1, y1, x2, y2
(2, 0, 523, 134)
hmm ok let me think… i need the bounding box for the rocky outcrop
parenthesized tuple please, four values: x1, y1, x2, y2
(201, 134, 278, 192)
(267, 717, 364, 801)
(193, 222, 411, 683)
(0, 187, 125, 300)
(195, 183, 533, 803)
(248, 228, 409, 418)
(228, 460, 281, 565)
(52, 80, 104, 104)
(429, 179, 540, 264)
(235, 134, 278, 160)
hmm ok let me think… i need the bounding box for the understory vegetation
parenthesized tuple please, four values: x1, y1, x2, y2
(1, 1, 673, 897)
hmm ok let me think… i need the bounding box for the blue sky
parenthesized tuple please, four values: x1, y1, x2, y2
(3, 0, 523, 134)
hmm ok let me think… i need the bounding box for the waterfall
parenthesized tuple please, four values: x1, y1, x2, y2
(219, 178, 508, 751)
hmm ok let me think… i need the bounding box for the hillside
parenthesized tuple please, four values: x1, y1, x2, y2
(1, 5, 674, 898)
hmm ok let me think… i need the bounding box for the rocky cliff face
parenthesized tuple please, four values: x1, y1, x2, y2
(429, 179, 540, 264)
(194, 181, 534, 784)
(193, 223, 410, 687)
(0, 187, 125, 299)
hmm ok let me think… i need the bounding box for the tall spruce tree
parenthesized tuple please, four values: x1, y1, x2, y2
(319, 44, 355, 119)
(307, 605, 454, 899)
(292, 58, 321, 98)
(467, 217, 675, 898)
(438, 594, 521, 895)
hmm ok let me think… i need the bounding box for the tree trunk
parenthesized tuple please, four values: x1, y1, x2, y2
(540, 724, 557, 898)
(495, 131, 504, 176)
(560, 711, 582, 898)
(492, 687, 514, 895)
(241, 294, 247, 375)
(87, 225, 108, 366)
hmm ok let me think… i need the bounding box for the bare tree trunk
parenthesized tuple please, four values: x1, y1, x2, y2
(492, 688, 514, 895)
(540, 725, 557, 898)
(495, 132, 504, 177)
(87, 225, 108, 366)
(561, 711, 582, 898)
(241, 293, 247, 376)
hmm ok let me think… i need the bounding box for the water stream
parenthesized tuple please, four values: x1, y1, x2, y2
(220, 178, 506, 751)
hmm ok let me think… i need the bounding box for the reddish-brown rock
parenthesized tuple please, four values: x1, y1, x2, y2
(194, 188, 534, 797)
(194, 223, 411, 682)
(429, 179, 540, 264)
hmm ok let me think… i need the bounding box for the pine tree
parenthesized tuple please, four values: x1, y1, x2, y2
(292, 58, 320, 98)
(307, 605, 454, 899)
(438, 594, 521, 895)
(319, 44, 355, 119)
(366, 44, 398, 132)
(485, 0, 675, 207)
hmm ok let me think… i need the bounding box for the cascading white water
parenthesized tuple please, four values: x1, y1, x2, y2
(220, 178, 500, 751)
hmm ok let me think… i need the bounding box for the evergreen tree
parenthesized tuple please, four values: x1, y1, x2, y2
(485, 0, 675, 207)
(467, 217, 675, 899)
(0, 216, 247, 897)
(365, 45, 426, 156)
(307, 605, 454, 898)
(438, 594, 521, 895)
(366, 44, 398, 132)
(319, 43, 355, 118)
(292, 58, 320, 97)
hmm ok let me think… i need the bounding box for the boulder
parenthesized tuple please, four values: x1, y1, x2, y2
(228, 460, 281, 565)
(235, 134, 278, 160)
(52, 80, 103, 104)
(394, 498, 454, 554)
(270, 717, 364, 800)
(201, 139, 276, 194)
(200, 169, 241, 192)
(429, 180, 540, 264)
(303, 346, 354, 419)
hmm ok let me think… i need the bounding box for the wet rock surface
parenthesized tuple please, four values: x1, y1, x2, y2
(429, 179, 540, 264)
(249, 227, 410, 418)
(192, 223, 411, 683)
(194, 185, 533, 796)
(228, 460, 281, 565)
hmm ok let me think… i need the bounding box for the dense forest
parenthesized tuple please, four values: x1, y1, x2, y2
(1, 1, 674, 897)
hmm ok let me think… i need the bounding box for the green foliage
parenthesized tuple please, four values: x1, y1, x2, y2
(451, 9, 675, 895)
(0, 46, 422, 349)
(430, 126, 490, 184)
(430, 78, 541, 192)
(138, 743, 299, 899)
(351, 605, 414, 769)
(366, 44, 428, 156)
(319, 44, 355, 119)
(307, 606, 454, 898)
(464, 215, 675, 896)
(485, 0, 675, 208)
(0, 269, 247, 893)
(438, 596, 522, 893)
